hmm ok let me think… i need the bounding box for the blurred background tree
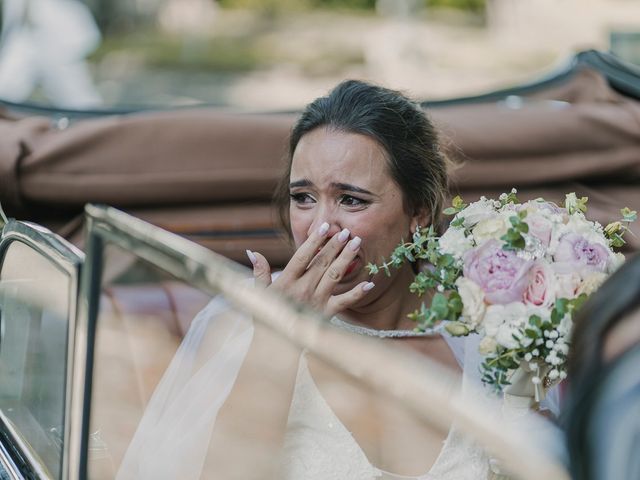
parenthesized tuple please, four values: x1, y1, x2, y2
(4, 0, 636, 110)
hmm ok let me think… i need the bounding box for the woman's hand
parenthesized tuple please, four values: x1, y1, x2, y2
(246, 222, 375, 317)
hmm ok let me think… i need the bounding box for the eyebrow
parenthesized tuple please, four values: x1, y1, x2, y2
(289, 179, 375, 196)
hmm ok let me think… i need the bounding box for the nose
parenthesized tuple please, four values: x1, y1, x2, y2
(307, 205, 342, 239)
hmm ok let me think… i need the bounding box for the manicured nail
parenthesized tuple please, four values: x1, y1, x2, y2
(362, 282, 375, 292)
(349, 236, 361, 251)
(338, 228, 350, 242)
(318, 222, 330, 236)
(246, 249, 257, 266)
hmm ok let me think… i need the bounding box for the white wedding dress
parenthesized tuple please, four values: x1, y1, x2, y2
(281, 353, 489, 480)
(115, 292, 561, 480)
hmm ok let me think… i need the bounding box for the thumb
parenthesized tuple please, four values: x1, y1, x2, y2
(246, 250, 272, 287)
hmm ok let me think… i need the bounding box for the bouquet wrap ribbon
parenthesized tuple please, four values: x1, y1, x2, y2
(502, 361, 551, 420)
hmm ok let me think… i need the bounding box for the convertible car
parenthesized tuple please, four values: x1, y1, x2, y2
(0, 49, 639, 266)
(0, 49, 638, 480)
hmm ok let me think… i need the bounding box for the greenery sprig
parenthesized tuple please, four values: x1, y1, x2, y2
(442, 195, 467, 216)
(480, 294, 588, 392)
(499, 188, 519, 206)
(366, 206, 464, 330)
(565, 193, 589, 215)
(604, 207, 637, 248)
(500, 210, 529, 250)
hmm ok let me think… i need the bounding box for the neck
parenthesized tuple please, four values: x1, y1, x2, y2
(345, 264, 425, 331)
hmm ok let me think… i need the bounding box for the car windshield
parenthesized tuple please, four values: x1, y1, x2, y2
(0, 0, 638, 111)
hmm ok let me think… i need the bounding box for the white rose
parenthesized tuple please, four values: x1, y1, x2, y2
(557, 315, 573, 338)
(565, 215, 609, 247)
(482, 303, 528, 349)
(479, 336, 499, 355)
(553, 271, 582, 299)
(472, 216, 509, 245)
(439, 227, 473, 260)
(455, 277, 486, 328)
(576, 272, 608, 297)
(496, 324, 521, 350)
(461, 198, 497, 228)
(607, 252, 625, 274)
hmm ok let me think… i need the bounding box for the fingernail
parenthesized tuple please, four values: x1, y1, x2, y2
(318, 222, 330, 236)
(338, 228, 350, 242)
(246, 249, 257, 266)
(362, 282, 375, 292)
(349, 236, 361, 251)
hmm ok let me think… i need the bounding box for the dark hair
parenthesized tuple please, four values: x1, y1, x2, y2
(274, 79, 449, 235)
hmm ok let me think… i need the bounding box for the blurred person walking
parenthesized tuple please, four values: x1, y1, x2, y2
(0, 0, 102, 107)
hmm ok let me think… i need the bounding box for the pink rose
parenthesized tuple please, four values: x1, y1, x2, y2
(527, 214, 553, 247)
(554, 233, 609, 273)
(524, 261, 555, 307)
(463, 240, 533, 305)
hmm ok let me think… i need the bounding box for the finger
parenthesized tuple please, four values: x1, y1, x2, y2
(280, 221, 331, 280)
(325, 281, 375, 317)
(315, 236, 362, 298)
(304, 227, 352, 286)
(247, 250, 272, 287)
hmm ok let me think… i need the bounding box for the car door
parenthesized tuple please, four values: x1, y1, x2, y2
(68, 204, 569, 480)
(0, 220, 83, 479)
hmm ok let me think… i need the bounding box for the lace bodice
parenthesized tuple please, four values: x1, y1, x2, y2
(281, 354, 490, 480)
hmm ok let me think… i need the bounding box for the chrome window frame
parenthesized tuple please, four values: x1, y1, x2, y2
(0, 220, 84, 480)
(68, 204, 260, 480)
(69, 204, 570, 480)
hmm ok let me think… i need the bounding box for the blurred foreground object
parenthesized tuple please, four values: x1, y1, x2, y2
(564, 254, 640, 480)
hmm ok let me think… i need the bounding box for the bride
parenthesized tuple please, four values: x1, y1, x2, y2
(116, 80, 560, 480)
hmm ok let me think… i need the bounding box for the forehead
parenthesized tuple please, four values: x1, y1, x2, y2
(290, 128, 392, 188)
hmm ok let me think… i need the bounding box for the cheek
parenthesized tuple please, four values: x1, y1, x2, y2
(351, 210, 409, 254)
(289, 208, 310, 248)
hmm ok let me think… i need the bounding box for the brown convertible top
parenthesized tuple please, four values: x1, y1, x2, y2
(1, 56, 639, 265)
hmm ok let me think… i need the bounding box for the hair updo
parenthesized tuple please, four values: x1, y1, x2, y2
(274, 79, 449, 234)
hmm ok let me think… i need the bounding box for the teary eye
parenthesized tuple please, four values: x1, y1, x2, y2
(290, 192, 315, 204)
(340, 195, 369, 207)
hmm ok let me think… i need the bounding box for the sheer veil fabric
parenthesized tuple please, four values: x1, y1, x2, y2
(115, 291, 561, 480)
(115, 297, 255, 480)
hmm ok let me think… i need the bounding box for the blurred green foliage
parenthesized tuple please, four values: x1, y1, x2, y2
(426, 0, 485, 13)
(89, 33, 263, 72)
(217, 0, 377, 11)
(217, 0, 484, 12)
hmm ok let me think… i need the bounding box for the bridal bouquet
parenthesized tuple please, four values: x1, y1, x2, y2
(368, 190, 636, 393)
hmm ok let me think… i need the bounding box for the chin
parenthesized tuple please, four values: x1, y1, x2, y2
(334, 271, 366, 296)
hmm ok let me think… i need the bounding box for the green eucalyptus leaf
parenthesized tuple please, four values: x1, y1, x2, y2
(431, 293, 449, 318)
(621, 207, 637, 222)
(444, 321, 469, 336)
(451, 195, 465, 209)
(529, 315, 542, 327)
(450, 217, 465, 228)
